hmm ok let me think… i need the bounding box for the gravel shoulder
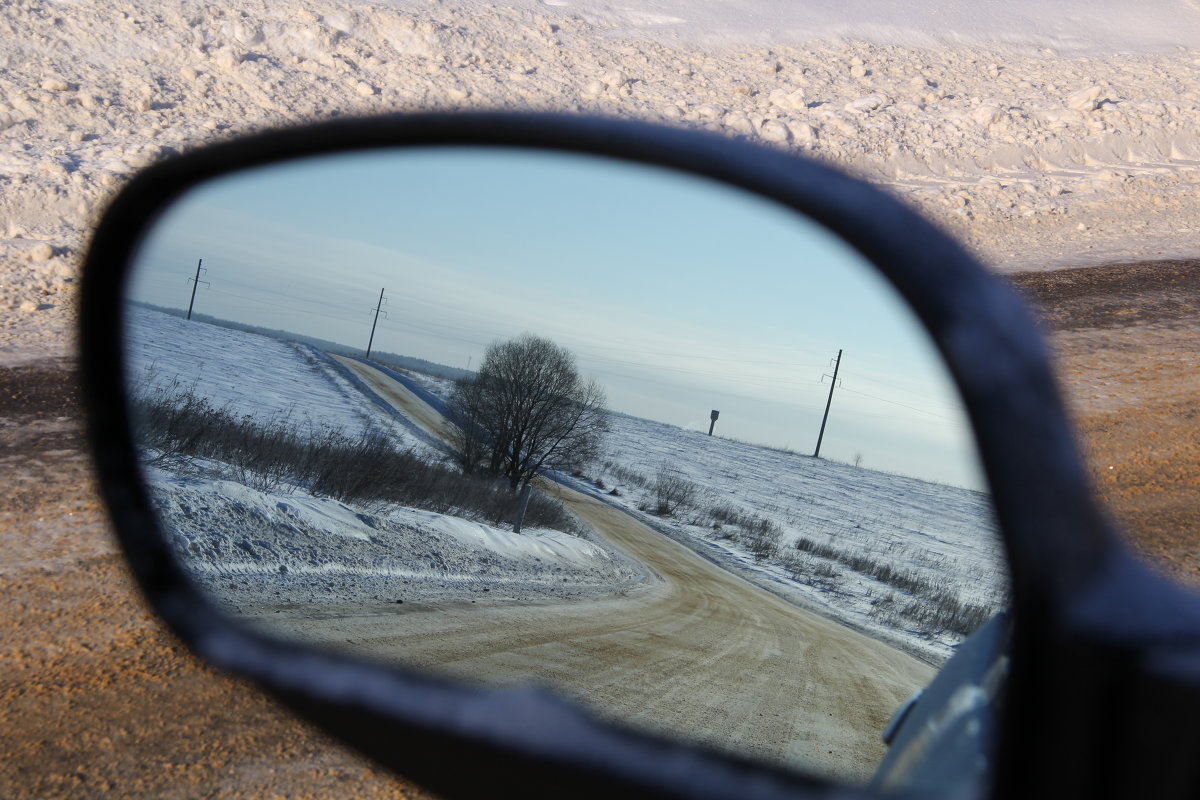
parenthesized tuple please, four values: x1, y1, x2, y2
(0, 363, 430, 799)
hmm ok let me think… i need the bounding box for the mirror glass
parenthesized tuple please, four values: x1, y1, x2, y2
(122, 147, 1007, 787)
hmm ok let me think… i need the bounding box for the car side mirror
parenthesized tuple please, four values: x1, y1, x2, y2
(79, 112, 1197, 800)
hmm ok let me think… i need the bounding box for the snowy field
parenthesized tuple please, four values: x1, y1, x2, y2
(127, 306, 1004, 662)
(126, 306, 649, 608)
(376, 363, 1006, 661)
(126, 304, 437, 454)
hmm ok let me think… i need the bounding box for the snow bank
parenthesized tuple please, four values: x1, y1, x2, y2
(477, 0, 1200, 54)
(149, 464, 646, 609)
(5, 0, 1200, 364)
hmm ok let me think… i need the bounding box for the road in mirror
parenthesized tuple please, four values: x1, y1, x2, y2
(122, 147, 1008, 787)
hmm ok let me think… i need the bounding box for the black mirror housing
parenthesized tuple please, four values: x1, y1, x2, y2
(79, 112, 1200, 800)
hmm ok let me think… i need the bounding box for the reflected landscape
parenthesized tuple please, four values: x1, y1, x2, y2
(123, 148, 1007, 785)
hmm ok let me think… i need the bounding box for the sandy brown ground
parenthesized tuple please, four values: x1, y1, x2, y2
(2, 260, 1197, 798)
(249, 359, 931, 783)
(1007, 260, 1200, 584)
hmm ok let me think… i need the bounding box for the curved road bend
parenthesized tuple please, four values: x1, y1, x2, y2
(280, 357, 934, 782)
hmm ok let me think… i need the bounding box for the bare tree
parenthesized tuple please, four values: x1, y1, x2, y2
(447, 333, 608, 491)
(446, 374, 489, 475)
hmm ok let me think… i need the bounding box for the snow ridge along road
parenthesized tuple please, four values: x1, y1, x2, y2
(253, 357, 934, 783)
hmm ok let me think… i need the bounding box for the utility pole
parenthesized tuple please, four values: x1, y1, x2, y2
(813, 349, 842, 459)
(186, 258, 208, 320)
(366, 288, 386, 359)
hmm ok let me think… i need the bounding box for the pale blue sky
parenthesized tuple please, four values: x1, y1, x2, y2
(129, 147, 984, 489)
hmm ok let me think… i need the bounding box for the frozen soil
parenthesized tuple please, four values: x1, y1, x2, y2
(1007, 259, 1200, 583)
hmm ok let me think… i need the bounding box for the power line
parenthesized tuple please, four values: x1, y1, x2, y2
(840, 386, 962, 422)
(206, 287, 364, 324)
(174, 276, 964, 425)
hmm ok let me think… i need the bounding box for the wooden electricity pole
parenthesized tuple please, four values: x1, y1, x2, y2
(366, 287, 386, 359)
(186, 258, 208, 320)
(813, 349, 842, 459)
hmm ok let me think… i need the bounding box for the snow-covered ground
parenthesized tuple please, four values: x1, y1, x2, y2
(127, 306, 648, 605)
(127, 306, 1003, 662)
(5, 0, 1200, 366)
(590, 413, 1005, 660)
(148, 464, 647, 609)
(126, 305, 433, 452)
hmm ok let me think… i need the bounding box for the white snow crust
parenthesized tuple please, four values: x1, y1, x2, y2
(125, 304, 436, 452)
(4, 0, 1200, 365)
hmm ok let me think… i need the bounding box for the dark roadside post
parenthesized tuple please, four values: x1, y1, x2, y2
(813, 349, 843, 458)
(366, 287, 386, 359)
(186, 258, 208, 320)
(513, 483, 532, 534)
(708, 409, 719, 436)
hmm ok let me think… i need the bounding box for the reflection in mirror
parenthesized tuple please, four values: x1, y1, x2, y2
(122, 148, 1008, 787)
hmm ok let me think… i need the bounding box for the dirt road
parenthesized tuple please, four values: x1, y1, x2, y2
(331, 355, 457, 444)
(260, 358, 933, 783)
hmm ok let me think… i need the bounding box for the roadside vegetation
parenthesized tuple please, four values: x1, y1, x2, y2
(131, 377, 580, 534)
